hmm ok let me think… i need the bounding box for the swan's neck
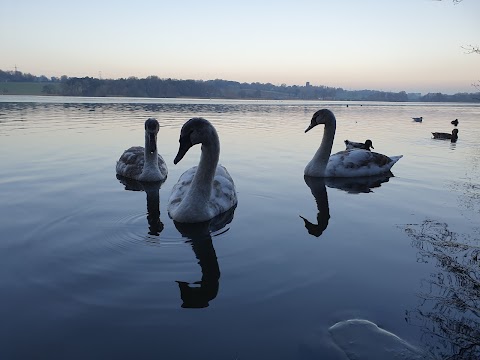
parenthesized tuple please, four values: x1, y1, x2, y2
(142, 133, 160, 176)
(310, 120, 336, 173)
(144, 148, 158, 164)
(189, 136, 220, 202)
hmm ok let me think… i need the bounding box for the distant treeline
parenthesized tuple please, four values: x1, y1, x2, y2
(1, 69, 479, 102)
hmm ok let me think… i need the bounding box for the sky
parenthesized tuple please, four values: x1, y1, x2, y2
(1, 0, 479, 94)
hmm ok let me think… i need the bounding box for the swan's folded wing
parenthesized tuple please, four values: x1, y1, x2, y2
(327, 150, 401, 177)
(116, 146, 144, 178)
(157, 154, 168, 178)
(211, 165, 237, 212)
(167, 166, 197, 213)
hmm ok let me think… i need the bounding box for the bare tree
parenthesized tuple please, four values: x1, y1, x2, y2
(438, 0, 480, 91)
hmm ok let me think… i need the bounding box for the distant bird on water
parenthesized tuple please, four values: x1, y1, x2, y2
(412, 117, 423, 123)
(451, 119, 459, 126)
(344, 139, 374, 151)
(432, 129, 458, 142)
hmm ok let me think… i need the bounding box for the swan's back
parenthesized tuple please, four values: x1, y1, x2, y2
(325, 149, 402, 177)
(116, 146, 167, 180)
(168, 164, 237, 222)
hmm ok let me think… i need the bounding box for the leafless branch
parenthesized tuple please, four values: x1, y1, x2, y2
(462, 45, 480, 55)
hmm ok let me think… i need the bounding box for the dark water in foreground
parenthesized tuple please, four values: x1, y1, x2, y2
(0, 96, 479, 359)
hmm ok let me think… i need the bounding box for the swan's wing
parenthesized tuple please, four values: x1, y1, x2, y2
(116, 146, 144, 178)
(167, 166, 197, 213)
(210, 165, 237, 213)
(326, 149, 402, 177)
(167, 165, 237, 217)
(157, 153, 168, 178)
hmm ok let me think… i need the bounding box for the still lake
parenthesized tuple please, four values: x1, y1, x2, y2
(0, 95, 479, 359)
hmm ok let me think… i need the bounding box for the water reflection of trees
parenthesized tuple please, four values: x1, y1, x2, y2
(448, 145, 480, 221)
(402, 220, 480, 359)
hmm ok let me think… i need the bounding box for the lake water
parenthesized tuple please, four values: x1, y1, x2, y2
(1, 95, 479, 360)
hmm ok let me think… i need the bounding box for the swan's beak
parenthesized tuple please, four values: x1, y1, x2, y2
(305, 123, 315, 133)
(149, 133, 157, 154)
(174, 136, 193, 164)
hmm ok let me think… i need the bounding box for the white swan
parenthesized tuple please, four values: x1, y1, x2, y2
(116, 118, 168, 182)
(305, 109, 403, 177)
(168, 118, 237, 223)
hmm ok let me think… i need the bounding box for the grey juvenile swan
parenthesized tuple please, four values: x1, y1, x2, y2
(116, 118, 168, 182)
(168, 118, 237, 223)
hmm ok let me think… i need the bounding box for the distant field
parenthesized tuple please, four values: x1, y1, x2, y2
(0, 82, 59, 95)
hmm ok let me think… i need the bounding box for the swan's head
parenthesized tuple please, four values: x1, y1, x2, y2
(305, 109, 336, 133)
(174, 117, 218, 164)
(145, 118, 159, 154)
(365, 139, 374, 150)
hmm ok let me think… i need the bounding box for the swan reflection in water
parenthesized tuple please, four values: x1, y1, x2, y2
(300, 177, 330, 237)
(174, 206, 236, 308)
(300, 172, 393, 237)
(116, 174, 165, 236)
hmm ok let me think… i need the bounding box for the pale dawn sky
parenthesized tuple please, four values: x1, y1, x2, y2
(1, 0, 479, 94)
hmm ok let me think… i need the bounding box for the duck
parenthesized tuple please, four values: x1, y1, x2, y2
(432, 128, 458, 142)
(116, 118, 168, 182)
(344, 139, 374, 151)
(451, 119, 459, 126)
(412, 116, 423, 122)
(168, 117, 237, 223)
(304, 109, 403, 177)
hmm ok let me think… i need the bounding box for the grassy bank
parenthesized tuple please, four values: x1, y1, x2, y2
(0, 82, 59, 95)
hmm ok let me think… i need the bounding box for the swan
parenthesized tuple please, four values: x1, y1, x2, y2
(451, 119, 459, 126)
(116, 118, 168, 182)
(344, 139, 374, 151)
(432, 128, 458, 142)
(168, 117, 237, 223)
(304, 109, 403, 177)
(412, 116, 423, 122)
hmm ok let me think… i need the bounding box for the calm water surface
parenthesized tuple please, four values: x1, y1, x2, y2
(1, 96, 479, 359)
